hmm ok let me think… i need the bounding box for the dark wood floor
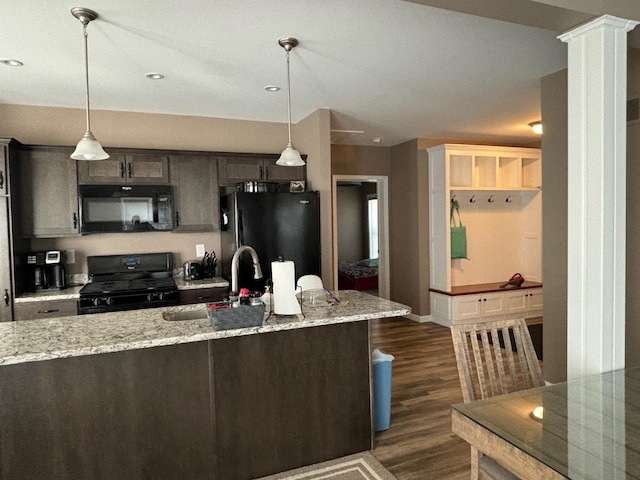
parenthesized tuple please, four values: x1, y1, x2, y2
(370, 317, 471, 480)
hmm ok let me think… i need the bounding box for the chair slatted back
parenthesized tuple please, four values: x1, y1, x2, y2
(451, 318, 544, 403)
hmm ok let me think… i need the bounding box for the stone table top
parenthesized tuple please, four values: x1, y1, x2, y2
(0, 290, 410, 366)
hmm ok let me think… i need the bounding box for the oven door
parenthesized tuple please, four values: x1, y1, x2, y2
(78, 184, 174, 233)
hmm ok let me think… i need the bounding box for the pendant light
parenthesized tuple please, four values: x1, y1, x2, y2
(70, 7, 109, 161)
(276, 37, 305, 167)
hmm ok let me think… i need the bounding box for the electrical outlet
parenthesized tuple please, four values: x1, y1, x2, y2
(196, 244, 205, 258)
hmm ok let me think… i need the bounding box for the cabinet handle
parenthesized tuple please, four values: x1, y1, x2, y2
(265, 167, 269, 180)
(128, 163, 132, 178)
(259, 165, 264, 179)
(38, 309, 59, 314)
(120, 162, 125, 178)
(73, 212, 78, 229)
(0, 170, 4, 190)
(175, 211, 180, 227)
(3, 289, 9, 306)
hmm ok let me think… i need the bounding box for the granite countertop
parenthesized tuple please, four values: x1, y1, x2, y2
(0, 290, 410, 366)
(15, 277, 229, 303)
(15, 286, 84, 303)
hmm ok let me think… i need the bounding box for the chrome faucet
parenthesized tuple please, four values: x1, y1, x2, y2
(231, 245, 263, 292)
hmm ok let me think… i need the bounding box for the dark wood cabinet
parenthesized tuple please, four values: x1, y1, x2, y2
(212, 321, 371, 479)
(170, 155, 220, 231)
(13, 299, 78, 321)
(218, 156, 305, 186)
(0, 197, 12, 322)
(0, 321, 372, 479)
(0, 342, 214, 479)
(1, 139, 27, 318)
(178, 287, 226, 305)
(20, 148, 79, 237)
(77, 153, 169, 184)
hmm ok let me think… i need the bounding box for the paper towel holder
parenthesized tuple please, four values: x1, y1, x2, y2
(272, 257, 302, 315)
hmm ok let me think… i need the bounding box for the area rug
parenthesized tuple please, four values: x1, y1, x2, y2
(256, 451, 397, 480)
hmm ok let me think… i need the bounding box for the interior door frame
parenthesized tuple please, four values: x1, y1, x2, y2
(332, 175, 390, 299)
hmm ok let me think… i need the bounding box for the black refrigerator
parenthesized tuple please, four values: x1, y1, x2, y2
(220, 191, 320, 292)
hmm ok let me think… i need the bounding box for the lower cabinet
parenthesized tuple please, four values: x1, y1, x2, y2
(430, 287, 543, 326)
(178, 287, 226, 305)
(0, 322, 371, 480)
(13, 299, 78, 320)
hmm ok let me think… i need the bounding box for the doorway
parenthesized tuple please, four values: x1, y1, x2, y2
(332, 175, 390, 299)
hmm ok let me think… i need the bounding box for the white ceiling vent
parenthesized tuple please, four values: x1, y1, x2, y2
(628, 97, 640, 124)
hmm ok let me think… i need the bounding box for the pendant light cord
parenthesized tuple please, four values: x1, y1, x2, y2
(286, 49, 292, 145)
(82, 23, 91, 134)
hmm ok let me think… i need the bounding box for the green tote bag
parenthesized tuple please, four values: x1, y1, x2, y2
(450, 199, 468, 259)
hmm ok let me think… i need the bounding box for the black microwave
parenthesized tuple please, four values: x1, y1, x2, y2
(78, 184, 174, 233)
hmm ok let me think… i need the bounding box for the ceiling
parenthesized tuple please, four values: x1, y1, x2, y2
(0, 0, 571, 147)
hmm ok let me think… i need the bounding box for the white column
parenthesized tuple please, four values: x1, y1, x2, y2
(559, 15, 637, 380)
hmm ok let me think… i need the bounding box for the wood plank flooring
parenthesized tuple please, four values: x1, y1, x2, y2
(369, 317, 471, 480)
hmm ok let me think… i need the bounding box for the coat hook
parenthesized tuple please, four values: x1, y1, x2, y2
(469, 195, 476, 203)
(451, 195, 456, 203)
(506, 195, 512, 203)
(488, 195, 494, 203)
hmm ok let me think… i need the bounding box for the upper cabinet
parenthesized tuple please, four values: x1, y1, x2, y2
(19, 148, 80, 238)
(217, 156, 305, 186)
(431, 144, 541, 191)
(77, 153, 170, 185)
(170, 155, 220, 232)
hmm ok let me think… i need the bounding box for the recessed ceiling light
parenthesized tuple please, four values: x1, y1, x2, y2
(264, 85, 280, 92)
(145, 72, 164, 80)
(372, 137, 382, 143)
(0, 59, 23, 67)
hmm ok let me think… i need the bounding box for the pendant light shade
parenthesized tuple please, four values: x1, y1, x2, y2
(70, 7, 109, 161)
(276, 37, 305, 167)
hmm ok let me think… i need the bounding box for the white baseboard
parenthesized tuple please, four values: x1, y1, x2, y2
(403, 313, 452, 327)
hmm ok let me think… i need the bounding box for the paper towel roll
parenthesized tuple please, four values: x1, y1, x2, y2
(272, 260, 301, 315)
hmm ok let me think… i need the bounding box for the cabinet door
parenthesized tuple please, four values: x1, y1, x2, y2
(263, 159, 305, 182)
(126, 154, 169, 184)
(0, 148, 7, 196)
(217, 157, 264, 184)
(170, 155, 219, 232)
(527, 289, 543, 311)
(504, 291, 528, 314)
(0, 197, 12, 322)
(20, 150, 79, 237)
(77, 154, 127, 184)
(481, 293, 505, 317)
(453, 294, 483, 321)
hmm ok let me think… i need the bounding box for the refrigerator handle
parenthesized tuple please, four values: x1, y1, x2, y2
(238, 209, 244, 245)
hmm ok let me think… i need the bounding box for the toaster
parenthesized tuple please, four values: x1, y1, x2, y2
(183, 260, 203, 281)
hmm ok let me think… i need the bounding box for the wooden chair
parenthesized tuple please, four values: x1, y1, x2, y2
(450, 318, 544, 480)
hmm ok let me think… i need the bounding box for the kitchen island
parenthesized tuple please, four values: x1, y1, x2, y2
(0, 291, 409, 480)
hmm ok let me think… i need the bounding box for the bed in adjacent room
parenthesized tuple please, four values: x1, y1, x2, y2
(338, 258, 378, 291)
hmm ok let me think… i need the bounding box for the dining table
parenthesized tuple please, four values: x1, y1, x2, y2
(451, 367, 640, 479)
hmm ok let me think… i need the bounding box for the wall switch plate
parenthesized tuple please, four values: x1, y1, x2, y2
(196, 244, 205, 258)
(65, 249, 76, 264)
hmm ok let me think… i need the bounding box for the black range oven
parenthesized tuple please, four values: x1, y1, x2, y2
(79, 252, 179, 314)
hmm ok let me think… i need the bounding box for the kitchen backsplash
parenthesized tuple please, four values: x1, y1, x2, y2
(30, 231, 222, 276)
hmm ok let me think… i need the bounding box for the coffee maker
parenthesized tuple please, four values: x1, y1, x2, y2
(26, 251, 67, 291)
